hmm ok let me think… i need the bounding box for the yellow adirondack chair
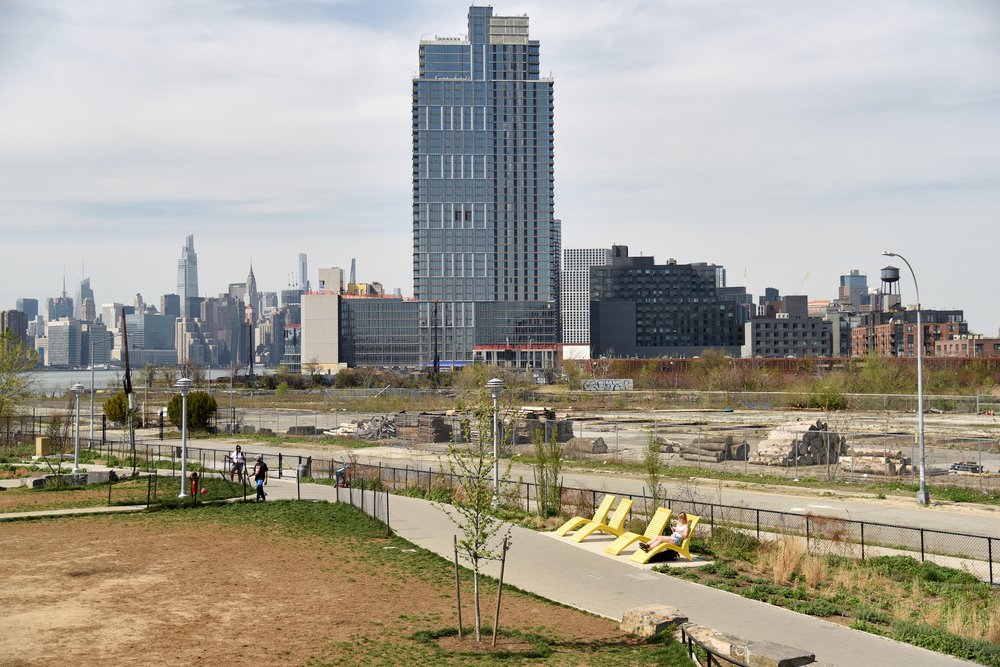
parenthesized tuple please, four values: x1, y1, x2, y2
(570, 498, 634, 542)
(554, 494, 617, 537)
(604, 507, 672, 555)
(629, 514, 700, 563)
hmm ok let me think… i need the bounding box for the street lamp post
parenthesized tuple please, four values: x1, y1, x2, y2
(176, 377, 192, 498)
(486, 377, 503, 507)
(883, 251, 929, 506)
(71, 383, 85, 473)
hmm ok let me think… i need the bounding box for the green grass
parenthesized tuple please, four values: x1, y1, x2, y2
(0, 474, 245, 513)
(652, 532, 1000, 665)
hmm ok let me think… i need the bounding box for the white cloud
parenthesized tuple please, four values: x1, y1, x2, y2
(0, 0, 998, 333)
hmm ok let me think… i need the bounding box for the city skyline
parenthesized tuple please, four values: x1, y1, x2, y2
(1, 1, 998, 333)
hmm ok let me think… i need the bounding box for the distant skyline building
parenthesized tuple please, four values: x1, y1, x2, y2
(161, 293, 180, 319)
(75, 278, 94, 319)
(561, 248, 612, 345)
(838, 269, 868, 310)
(177, 234, 199, 318)
(15, 298, 38, 322)
(298, 253, 309, 291)
(1, 310, 28, 346)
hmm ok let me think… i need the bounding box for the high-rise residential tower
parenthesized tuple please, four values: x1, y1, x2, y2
(177, 234, 199, 318)
(561, 248, 612, 345)
(412, 5, 559, 365)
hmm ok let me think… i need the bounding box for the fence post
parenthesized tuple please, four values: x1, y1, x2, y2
(756, 510, 760, 541)
(805, 515, 811, 551)
(278, 452, 283, 478)
(920, 529, 925, 561)
(861, 523, 865, 560)
(989, 538, 994, 586)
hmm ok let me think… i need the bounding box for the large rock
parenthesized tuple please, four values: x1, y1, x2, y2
(564, 436, 607, 455)
(619, 605, 688, 638)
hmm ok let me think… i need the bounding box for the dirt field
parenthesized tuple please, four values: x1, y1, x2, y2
(0, 504, 666, 666)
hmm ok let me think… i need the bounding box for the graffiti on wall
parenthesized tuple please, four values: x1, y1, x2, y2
(583, 379, 634, 392)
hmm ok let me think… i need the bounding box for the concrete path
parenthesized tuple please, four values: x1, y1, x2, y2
(0, 476, 978, 666)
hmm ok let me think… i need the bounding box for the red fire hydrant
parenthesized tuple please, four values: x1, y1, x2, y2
(190, 471, 200, 498)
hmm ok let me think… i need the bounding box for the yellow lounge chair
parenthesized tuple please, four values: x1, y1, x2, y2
(554, 494, 617, 537)
(604, 507, 672, 556)
(570, 498, 634, 542)
(629, 514, 700, 564)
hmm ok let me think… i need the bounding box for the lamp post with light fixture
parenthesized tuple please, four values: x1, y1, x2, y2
(71, 383, 85, 473)
(882, 251, 928, 506)
(176, 378, 192, 498)
(486, 377, 503, 507)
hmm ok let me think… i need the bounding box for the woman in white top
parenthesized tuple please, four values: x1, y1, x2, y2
(639, 512, 689, 552)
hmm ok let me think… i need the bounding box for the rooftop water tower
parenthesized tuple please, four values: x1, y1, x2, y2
(880, 265, 901, 311)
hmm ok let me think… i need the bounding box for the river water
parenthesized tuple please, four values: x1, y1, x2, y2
(31, 368, 235, 393)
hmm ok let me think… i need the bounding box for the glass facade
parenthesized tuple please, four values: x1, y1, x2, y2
(340, 299, 422, 368)
(590, 246, 744, 358)
(412, 6, 558, 366)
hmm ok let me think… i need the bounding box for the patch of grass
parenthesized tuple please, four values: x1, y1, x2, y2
(893, 621, 1000, 667)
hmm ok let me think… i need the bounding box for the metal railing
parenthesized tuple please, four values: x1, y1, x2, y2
(681, 626, 751, 667)
(82, 438, 1000, 585)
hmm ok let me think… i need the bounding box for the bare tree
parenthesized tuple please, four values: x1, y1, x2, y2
(440, 389, 514, 642)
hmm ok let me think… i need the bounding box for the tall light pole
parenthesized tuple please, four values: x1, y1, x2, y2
(71, 383, 85, 473)
(176, 377, 192, 498)
(883, 251, 929, 505)
(486, 377, 503, 508)
(89, 335, 108, 445)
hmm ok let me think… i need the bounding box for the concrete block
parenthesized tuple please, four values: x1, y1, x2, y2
(683, 624, 744, 657)
(619, 605, 688, 638)
(35, 436, 53, 457)
(737, 640, 816, 667)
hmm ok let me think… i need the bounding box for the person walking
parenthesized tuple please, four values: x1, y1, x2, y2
(229, 445, 246, 482)
(253, 455, 268, 502)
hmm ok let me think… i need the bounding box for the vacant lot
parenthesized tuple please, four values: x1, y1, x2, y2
(0, 502, 685, 666)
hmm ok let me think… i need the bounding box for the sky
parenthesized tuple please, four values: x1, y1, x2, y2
(1, 0, 998, 334)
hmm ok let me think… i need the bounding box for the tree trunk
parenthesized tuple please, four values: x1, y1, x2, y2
(473, 564, 482, 642)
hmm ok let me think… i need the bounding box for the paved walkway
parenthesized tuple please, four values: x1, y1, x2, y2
(0, 477, 977, 666)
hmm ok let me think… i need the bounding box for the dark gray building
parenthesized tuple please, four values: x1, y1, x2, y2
(340, 298, 421, 368)
(590, 246, 744, 358)
(742, 316, 833, 358)
(160, 293, 181, 319)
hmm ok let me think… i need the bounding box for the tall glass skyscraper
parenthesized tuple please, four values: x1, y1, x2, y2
(412, 6, 559, 364)
(177, 234, 199, 319)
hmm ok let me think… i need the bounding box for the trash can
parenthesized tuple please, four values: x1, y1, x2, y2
(297, 463, 311, 479)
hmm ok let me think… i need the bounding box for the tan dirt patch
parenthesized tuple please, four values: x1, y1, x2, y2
(0, 513, 621, 666)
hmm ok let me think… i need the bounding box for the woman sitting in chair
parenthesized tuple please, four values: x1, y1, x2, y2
(639, 512, 689, 552)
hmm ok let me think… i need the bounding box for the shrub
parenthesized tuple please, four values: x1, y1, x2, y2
(167, 391, 217, 430)
(103, 391, 143, 427)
